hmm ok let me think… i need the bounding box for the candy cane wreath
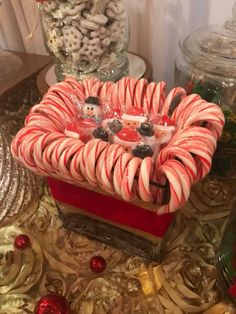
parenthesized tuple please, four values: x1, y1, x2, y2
(11, 77, 224, 214)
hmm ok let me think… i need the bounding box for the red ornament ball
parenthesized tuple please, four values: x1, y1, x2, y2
(35, 294, 70, 314)
(14, 234, 31, 250)
(228, 283, 236, 299)
(90, 256, 106, 273)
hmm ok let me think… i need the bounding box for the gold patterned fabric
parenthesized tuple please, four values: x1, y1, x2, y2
(0, 112, 235, 313)
(0, 179, 235, 313)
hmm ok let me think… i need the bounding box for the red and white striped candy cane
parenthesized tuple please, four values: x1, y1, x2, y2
(125, 78, 138, 109)
(170, 126, 217, 153)
(151, 81, 166, 116)
(113, 152, 134, 196)
(99, 81, 114, 105)
(171, 94, 201, 122)
(33, 133, 65, 176)
(133, 78, 148, 108)
(121, 157, 142, 201)
(69, 144, 86, 182)
(58, 141, 85, 182)
(83, 77, 100, 98)
(156, 159, 190, 214)
(100, 144, 125, 194)
(157, 145, 197, 185)
(138, 156, 154, 202)
(64, 77, 85, 101)
(85, 139, 108, 186)
(117, 77, 129, 109)
(161, 87, 186, 116)
(11, 126, 44, 159)
(143, 82, 156, 115)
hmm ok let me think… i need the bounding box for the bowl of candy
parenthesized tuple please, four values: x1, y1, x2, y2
(11, 77, 224, 260)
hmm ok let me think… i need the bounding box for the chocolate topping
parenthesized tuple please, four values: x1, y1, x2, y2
(132, 144, 154, 159)
(108, 119, 123, 134)
(85, 96, 100, 106)
(93, 127, 109, 142)
(137, 122, 154, 137)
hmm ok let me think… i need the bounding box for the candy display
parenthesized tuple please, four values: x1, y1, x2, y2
(11, 76, 224, 216)
(39, 0, 129, 81)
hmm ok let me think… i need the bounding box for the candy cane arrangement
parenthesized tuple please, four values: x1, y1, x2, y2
(11, 77, 224, 214)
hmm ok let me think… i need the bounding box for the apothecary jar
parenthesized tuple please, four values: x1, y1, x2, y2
(40, 0, 129, 82)
(175, 2, 236, 178)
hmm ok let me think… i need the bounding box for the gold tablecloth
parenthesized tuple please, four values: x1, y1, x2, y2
(0, 96, 235, 313)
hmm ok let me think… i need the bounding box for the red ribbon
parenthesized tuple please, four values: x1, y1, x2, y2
(47, 178, 173, 238)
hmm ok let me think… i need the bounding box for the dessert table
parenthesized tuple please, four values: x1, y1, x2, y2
(0, 62, 235, 314)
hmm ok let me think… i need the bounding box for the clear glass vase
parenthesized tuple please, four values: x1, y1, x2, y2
(40, 0, 129, 82)
(175, 2, 236, 178)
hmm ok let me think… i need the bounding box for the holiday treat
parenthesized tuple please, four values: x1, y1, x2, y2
(113, 128, 141, 151)
(39, 0, 129, 80)
(11, 77, 225, 216)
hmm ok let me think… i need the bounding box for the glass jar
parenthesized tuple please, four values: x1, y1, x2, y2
(217, 203, 236, 304)
(40, 0, 129, 82)
(175, 2, 236, 178)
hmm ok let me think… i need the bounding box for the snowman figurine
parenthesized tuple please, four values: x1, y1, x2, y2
(121, 107, 147, 130)
(82, 96, 101, 123)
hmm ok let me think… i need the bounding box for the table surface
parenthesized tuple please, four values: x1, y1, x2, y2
(0, 55, 235, 313)
(0, 51, 53, 96)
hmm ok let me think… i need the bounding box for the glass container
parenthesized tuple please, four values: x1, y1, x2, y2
(217, 202, 236, 304)
(40, 0, 129, 82)
(175, 2, 236, 178)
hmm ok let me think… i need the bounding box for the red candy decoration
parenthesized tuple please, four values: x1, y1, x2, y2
(90, 256, 106, 273)
(115, 128, 141, 142)
(150, 115, 175, 127)
(228, 283, 236, 299)
(14, 234, 31, 250)
(35, 294, 70, 314)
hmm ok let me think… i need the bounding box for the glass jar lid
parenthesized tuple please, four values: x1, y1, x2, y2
(180, 2, 236, 80)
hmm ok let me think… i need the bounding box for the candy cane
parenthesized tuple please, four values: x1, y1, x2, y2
(156, 159, 190, 214)
(133, 78, 148, 108)
(83, 77, 100, 98)
(58, 142, 85, 181)
(157, 145, 197, 185)
(85, 139, 108, 186)
(138, 157, 154, 202)
(100, 144, 125, 194)
(143, 82, 156, 115)
(151, 81, 166, 116)
(64, 77, 85, 101)
(113, 152, 134, 196)
(70, 144, 86, 182)
(79, 139, 95, 179)
(117, 77, 129, 109)
(171, 94, 201, 122)
(99, 81, 114, 105)
(121, 157, 142, 201)
(161, 87, 186, 116)
(125, 78, 138, 109)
